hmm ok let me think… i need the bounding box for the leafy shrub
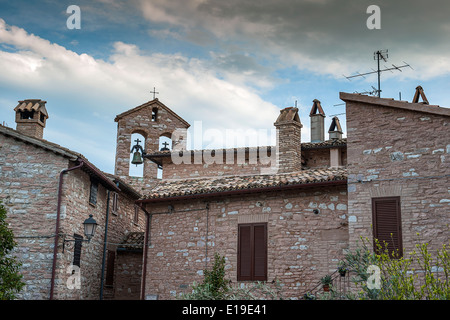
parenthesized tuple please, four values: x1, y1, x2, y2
(180, 252, 283, 300)
(341, 237, 449, 300)
(0, 201, 24, 300)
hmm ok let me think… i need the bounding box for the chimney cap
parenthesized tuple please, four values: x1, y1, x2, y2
(274, 107, 302, 127)
(14, 99, 48, 118)
(309, 99, 325, 117)
(412, 86, 429, 105)
(328, 116, 343, 133)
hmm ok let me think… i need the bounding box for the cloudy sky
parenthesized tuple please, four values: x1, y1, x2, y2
(1, 0, 449, 175)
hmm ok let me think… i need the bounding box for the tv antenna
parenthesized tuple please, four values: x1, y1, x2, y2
(344, 50, 413, 97)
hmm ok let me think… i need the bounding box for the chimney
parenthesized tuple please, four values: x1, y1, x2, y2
(14, 99, 48, 139)
(309, 99, 325, 142)
(328, 116, 343, 140)
(274, 107, 302, 173)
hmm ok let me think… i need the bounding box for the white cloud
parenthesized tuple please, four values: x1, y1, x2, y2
(0, 19, 281, 172)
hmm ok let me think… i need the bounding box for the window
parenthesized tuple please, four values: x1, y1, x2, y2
(237, 223, 267, 281)
(111, 192, 119, 215)
(73, 234, 83, 267)
(151, 107, 158, 121)
(372, 197, 403, 258)
(134, 205, 139, 224)
(89, 179, 98, 205)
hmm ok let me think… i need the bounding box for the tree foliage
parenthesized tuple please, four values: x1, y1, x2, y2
(0, 201, 24, 300)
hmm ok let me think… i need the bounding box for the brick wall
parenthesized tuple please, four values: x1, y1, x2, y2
(142, 185, 348, 300)
(344, 95, 450, 254)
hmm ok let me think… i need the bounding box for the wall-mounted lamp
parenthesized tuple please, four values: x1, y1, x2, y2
(63, 214, 98, 252)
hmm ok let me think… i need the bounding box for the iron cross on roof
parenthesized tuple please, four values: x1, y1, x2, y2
(150, 87, 159, 100)
(160, 141, 170, 151)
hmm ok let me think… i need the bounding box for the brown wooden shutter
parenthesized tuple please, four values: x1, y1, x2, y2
(237, 223, 267, 281)
(238, 225, 252, 281)
(372, 197, 403, 258)
(73, 234, 83, 267)
(253, 224, 267, 280)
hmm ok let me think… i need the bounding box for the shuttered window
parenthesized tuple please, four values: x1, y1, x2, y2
(73, 234, 83, 267)
(372, 197, 403, 258)
(89, 179, 98, 205)
(237, 223, 267, 281)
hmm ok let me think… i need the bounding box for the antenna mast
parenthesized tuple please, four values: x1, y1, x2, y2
(344, 50, 412, 98)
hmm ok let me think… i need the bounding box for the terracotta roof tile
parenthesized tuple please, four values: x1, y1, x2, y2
(143, 167, 347, 200)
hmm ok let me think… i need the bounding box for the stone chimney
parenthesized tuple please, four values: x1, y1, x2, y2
(14, 99, 48, 139)
(328, 116, 343, 140)
(274, 107, 302, 173)
(309, 99, 325, 143)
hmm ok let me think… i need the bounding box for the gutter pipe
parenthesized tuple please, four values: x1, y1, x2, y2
(49, 159, 84, 300)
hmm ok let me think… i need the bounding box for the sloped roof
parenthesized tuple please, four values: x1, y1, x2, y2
(139, 167, 347, 202)
(117, 232, 145, 251)
(114, 98, 190, 128)
(339, 92, 450, 117)
(0, 124, 119, 192)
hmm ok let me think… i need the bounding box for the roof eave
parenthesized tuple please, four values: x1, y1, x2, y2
(137, 178, 347, 204)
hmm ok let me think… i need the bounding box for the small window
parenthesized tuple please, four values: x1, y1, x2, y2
(237, 223, 267, 281)
(111, 192, 119, 215)
(39, 112, 46, 124)
(134, 205, 139, 224)
(151, 107, 158, 122)
(73, 234, 83, 267)
(89, 180, 99, 205)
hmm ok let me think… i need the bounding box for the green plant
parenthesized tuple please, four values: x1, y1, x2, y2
(320, 275, 332, 286)
(0, 201, 25, 300)
(340, 236, 450, 300)
(180, 253, 284, 300)
(181, 252, 229, 300)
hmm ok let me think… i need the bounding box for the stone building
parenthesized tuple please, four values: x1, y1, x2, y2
(0, 99, 144, 300)
(1, 85, 448, 300)
(340, 91, 450, 256)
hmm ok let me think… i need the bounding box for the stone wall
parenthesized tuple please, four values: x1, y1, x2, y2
(0, 131, 145, 300)
(344, 95, 450, 254)
(114, 100, 189, 190)
(0, 134, 68, 299)
(143, 185, 348, 300)
(114, 250, 143, 300)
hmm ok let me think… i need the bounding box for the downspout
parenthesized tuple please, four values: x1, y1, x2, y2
(50, 159, 84, 300)
(99, 189, 112, 300)
(140, 204, 151, 300)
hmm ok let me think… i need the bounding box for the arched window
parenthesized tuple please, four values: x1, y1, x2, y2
(157, 135, 172, 179)
(129, 132, 145, 177)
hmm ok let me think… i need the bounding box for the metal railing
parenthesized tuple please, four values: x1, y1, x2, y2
(301, 269, 353, 300)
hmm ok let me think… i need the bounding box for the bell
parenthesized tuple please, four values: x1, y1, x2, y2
(131, 151, 143, 166)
